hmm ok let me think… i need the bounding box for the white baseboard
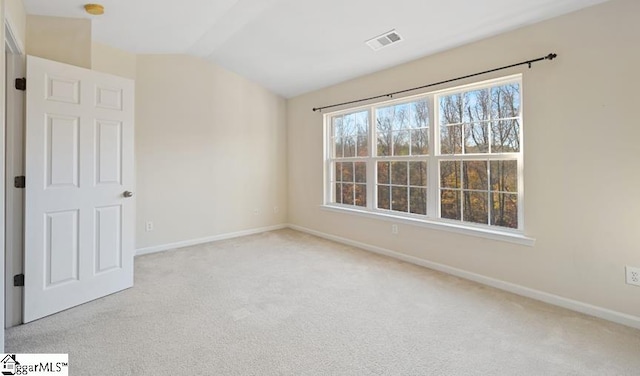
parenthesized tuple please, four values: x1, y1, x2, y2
(135, 224, 288, 256)
(288, 224, 640, 330)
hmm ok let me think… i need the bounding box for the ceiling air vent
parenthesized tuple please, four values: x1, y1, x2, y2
(365, 29, 403, 51)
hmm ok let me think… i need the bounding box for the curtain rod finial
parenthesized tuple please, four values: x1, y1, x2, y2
(546, 53, 558, 60)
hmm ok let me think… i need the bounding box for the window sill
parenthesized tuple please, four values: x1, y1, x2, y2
(320, 204, 536, 247)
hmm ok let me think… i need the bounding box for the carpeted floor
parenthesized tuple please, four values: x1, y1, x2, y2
(6, 229, 640, 375)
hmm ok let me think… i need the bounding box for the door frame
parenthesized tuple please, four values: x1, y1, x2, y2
(4, 17, 25, 330)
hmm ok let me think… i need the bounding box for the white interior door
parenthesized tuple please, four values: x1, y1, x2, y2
(24, 55, 135, 323)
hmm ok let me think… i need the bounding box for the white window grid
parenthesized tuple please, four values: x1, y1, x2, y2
(324, 74, 524, 232)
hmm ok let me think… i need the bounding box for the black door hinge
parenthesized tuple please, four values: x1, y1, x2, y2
(14, 176, 25, 188)
(15, 77, 26, 91)
(14, 274, 24, 287)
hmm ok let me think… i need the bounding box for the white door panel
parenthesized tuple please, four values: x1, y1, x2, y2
(96, 120, 123, 185)
(24, 56, 135, 323)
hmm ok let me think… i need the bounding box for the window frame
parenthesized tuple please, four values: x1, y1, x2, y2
(323, 74, 533, 246)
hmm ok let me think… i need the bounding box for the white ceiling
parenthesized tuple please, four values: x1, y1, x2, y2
(24, 0, 608, 98)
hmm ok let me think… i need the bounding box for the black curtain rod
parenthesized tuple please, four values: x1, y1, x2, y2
(312, 53, 557, 112)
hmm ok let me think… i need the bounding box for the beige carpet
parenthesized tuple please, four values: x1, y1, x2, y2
(6, 229, 640, 375)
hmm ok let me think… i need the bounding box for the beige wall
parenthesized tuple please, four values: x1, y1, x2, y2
(5, 0, 26, 51)
(24, 17, 133, 77)
(287, 0, 640, 318)
(136, 54, 287, 248)
(92, 42, 137, 79)
(26, 15, 91, 68)
(19, 12, 287, 254)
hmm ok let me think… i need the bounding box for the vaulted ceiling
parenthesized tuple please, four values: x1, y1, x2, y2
(24, 0, 608, 97)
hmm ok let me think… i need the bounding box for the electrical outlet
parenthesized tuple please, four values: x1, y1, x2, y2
(253, 209, 260, 215)
(391, 224, 398, 235)
(145, 221, 154, 232)
(626, 266, 640, 286)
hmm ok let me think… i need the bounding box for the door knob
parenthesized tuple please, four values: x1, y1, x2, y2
(123, 191, 134, 198)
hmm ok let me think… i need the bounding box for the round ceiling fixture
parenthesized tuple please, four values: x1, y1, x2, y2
(84, 3, 104, 15)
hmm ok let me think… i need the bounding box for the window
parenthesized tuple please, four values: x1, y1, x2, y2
(330, 111, 368, 207)
(325, 75, 523, 234)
